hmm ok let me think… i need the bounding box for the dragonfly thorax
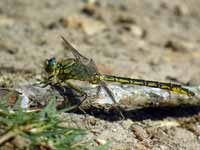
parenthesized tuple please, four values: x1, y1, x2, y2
(56, 59, 98, 83)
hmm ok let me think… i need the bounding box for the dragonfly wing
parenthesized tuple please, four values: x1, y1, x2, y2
(88, 59, 100, 73)
(61, 36, 89, 64)
(61, 36, 117, 103)
(99, 81, 117, 104)
(88, 59, 117, 103)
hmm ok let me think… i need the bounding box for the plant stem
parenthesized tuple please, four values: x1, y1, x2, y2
(0, 129, 20, 145)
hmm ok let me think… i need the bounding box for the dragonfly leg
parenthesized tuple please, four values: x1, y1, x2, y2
(96, 85, 101, 97)
(32, 76, 51, 88)
(64, 81, 88, 109)
(32, 81, 49, 88)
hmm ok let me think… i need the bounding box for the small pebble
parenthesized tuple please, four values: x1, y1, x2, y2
(131, 125, 149, 141)
(95, 139, 107, 145)
(130, 25, 146, 38)
(121, 119, 133, 129)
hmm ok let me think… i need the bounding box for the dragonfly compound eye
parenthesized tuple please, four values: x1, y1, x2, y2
(48, 57, 56, 66)
(45, 57, 57, 73)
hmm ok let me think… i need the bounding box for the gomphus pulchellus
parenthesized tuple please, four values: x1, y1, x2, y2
(40, 36, 195, 109)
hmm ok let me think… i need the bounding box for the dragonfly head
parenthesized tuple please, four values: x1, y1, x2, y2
(44, 57, 57, 74)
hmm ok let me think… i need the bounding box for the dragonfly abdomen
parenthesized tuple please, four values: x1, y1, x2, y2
(97, 75, 195, 96)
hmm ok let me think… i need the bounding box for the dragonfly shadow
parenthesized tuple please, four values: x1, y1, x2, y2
(123, 105, 200, 121)
(51, 85, 82, 109)
(77, 104, 200, 121)
(52, 85, 200, 121)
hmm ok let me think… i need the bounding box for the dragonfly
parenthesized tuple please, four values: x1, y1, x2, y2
(41, 36, 195, 111)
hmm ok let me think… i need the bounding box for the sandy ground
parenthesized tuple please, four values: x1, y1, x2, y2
(1, 0, 200, 149)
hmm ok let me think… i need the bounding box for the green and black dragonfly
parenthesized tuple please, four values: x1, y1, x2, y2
(40, 36, 195, 108)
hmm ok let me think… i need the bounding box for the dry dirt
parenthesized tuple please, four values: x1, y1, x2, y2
(1, 0, 200, 149)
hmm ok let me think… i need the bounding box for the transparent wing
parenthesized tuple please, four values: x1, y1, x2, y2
(99, 81, 117, 103)
(61, 36, 89, 64)
(61, 36, 117, 104)
(87, 59, 99, 73)
(88, 59, 117, 103)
